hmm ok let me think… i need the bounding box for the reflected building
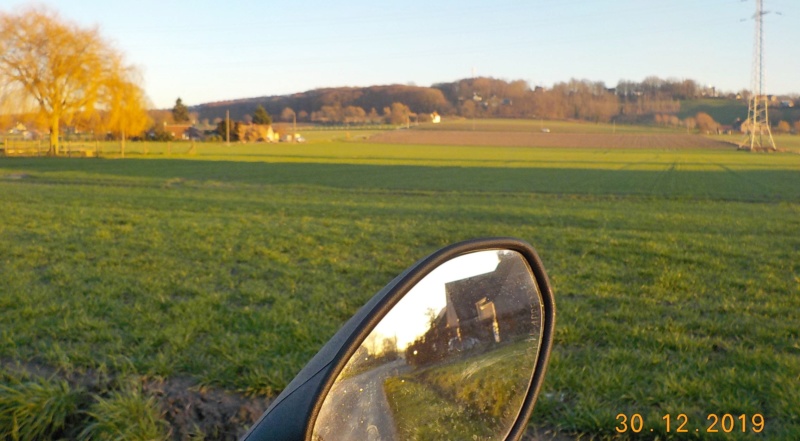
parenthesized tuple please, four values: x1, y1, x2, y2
(406, 252, 538, 366)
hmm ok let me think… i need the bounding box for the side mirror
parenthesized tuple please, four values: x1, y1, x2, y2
(242, 238, 555, 441)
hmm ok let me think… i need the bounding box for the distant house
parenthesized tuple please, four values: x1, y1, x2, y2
(717, 125, 734, 135)
(185, 127, 205, 140)
(163, 124, 193, 140)
(9, 122, 27, 134)
(7, 123, 38, 140)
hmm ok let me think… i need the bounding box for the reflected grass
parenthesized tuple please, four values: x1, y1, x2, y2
(413, 339, 535, 421)
(383, 377, 493, 441)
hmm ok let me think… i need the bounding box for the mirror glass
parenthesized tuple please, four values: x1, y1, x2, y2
(312, 249, 544, 441)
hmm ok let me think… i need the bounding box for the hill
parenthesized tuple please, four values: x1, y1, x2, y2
(191, 84, 453, 123)
(189, 77, 800, 128)
(678, 99, 749, 124)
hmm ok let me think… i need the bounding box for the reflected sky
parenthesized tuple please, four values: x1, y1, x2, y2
(370, 250, 502, 351)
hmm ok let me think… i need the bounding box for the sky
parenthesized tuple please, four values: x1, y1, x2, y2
(371, 250, 502, 351)
(5, 0, 798, 109)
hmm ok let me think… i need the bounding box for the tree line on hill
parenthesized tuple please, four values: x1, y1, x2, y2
(191, 76, 800, 131)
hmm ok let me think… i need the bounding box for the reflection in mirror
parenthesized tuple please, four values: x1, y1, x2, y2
(312, 250, 544, 441)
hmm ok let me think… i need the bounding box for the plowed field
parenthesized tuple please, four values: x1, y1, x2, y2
(370, 130, 735, 149)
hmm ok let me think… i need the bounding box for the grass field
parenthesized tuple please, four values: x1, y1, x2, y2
(715, 133, 800, 154)
(415, 118, 685, 134)
(1, 128, 799, 439)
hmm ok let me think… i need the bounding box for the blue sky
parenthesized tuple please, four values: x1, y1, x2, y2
(6, 0, 798, 108)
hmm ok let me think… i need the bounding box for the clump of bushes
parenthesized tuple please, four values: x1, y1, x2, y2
(0, 376, 83, 440)
(80, 380, 170, 441)
(0, 373, 169, 441)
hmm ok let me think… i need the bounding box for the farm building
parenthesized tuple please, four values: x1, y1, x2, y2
(237, 123, 277, 142)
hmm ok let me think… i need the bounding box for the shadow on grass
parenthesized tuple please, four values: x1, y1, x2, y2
(0, 157, 798, 202)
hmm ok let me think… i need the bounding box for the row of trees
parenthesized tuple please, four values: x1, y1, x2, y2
(216, 102, 416, 130)
(652, 112, 721, 133)
(0, 6, 149, 155)
(307, 102, 412, 125)
(654, 111, 800, 134)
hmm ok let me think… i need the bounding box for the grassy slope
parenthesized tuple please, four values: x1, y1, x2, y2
(680, 98, 800, 126)
(1, 142, 799, 439)
(679, 99, 749, 124)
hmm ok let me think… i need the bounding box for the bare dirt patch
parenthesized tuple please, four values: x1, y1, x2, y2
(145, 377, 269, 440)
(2, 173, 30, 180)
(371, 130, 735, 149)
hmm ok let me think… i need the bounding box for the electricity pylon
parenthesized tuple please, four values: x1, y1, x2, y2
(739, 0, 777, 151)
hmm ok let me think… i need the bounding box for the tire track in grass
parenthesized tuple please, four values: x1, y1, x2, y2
(615, 150, 668, 197)
(555, 149, 641, 197)
(716, 162, 776, 202)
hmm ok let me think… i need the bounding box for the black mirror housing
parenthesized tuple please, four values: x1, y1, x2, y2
(242, 237, 555, 441)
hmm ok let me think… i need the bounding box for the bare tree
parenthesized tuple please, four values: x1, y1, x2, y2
(684, 117, 697, 133)
(280, 107, 296, 123)
(695, 112, 718, 133)
(775, 120, 791, 134)
(389, 102, 410, 125)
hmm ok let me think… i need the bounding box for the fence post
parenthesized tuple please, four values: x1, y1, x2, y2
(95, 140, 99, 158)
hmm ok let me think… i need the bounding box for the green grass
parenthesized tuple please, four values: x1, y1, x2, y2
(0, 140, 799, 439)
(79, 380, 170, 441)
(0, 370, 172, 441)
(714, 133, 800, 153)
